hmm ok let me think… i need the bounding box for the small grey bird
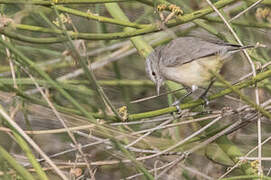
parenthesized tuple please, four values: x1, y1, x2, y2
(145, 36, 256, 97)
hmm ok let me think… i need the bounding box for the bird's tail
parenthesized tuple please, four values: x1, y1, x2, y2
(228, 42, 266, 53)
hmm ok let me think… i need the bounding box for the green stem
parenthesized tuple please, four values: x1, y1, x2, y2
(55, 5, 148, 29)
(1, 0, 237, 44)
(0, 78, 154, 87)
(0, 38, 96, 122)
(204, 16, 271, 29)
(221, 175, 271, 180)
(52, 4, 122, 120)
(128, 68, 271, 120)
(213, 71, 271, 119)
(0, 0, 130, 4)
(13, 132, 49, 180)
(0, 145, 35, 180)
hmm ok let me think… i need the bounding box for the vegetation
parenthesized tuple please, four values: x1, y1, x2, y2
(0, 0, 271, 179)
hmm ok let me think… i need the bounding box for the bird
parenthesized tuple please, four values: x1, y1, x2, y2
(145, 36, 257, 105)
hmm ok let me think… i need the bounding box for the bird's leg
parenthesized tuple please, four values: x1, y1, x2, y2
(172, 85, 196, 114)
(172, 91, 192, 114)
(198, 78, 216, 105)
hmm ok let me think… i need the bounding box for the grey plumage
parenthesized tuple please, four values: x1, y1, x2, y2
(158, 37, 242, 67)
(145, 36, 256, 95)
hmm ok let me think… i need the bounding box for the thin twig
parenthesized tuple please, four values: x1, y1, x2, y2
(125, 118, 173, 148)
(133, 116, 222, 160)
(204, 0, 262, 174)
(22, 68, 93, 175)
(229, 0, 264, 22)
(0, 105, 68, 180)
(218, 134, 271, 179)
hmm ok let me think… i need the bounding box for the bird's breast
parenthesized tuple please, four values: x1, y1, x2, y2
(161, 55, 224, 88)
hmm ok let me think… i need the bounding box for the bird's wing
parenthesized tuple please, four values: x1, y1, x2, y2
(160, 37, 229, 67)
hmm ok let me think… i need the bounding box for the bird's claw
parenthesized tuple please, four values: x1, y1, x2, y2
(200, 96, 209, 106)
(172, 100, 182, 114)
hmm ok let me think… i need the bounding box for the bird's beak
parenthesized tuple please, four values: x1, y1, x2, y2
(156, 80, 162, 95)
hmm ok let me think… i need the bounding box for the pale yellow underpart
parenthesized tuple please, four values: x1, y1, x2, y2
(161, 54, 224, 88)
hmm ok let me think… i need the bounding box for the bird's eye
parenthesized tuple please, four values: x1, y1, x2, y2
(152, 72, 156, 76)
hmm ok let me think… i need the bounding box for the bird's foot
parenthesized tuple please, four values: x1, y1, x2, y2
(172, 100, 182, 114)
(171, 89, 194, 114)
(199, 96, 209, 106)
